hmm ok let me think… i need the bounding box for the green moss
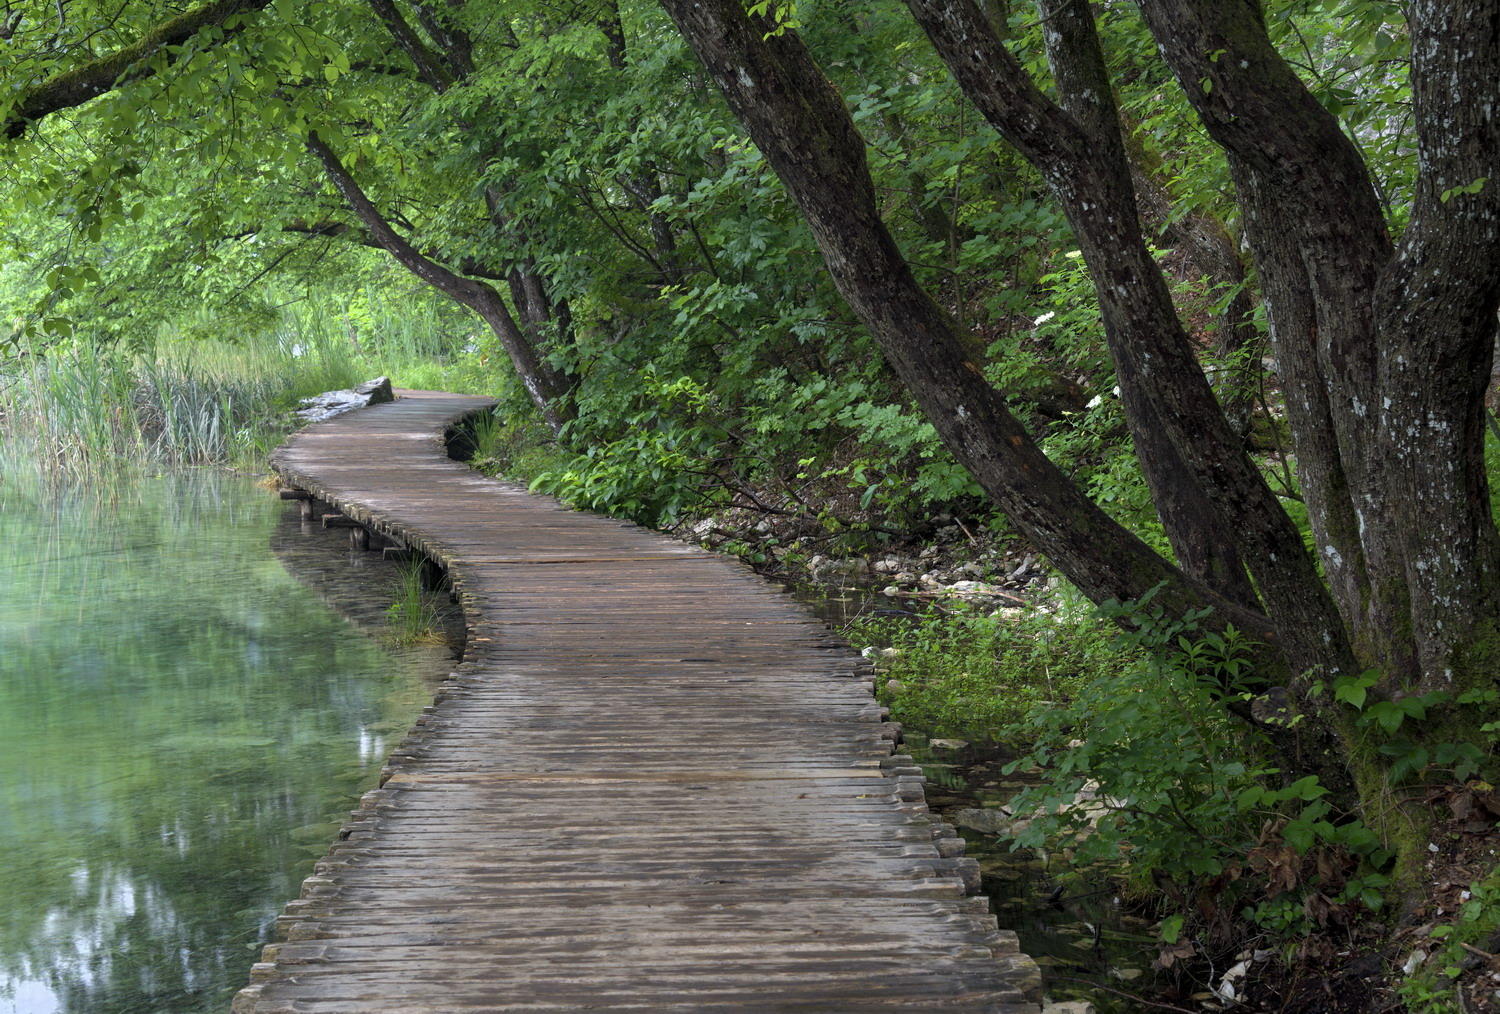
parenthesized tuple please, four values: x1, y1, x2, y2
(1454, 616, 1500, 695)
(1344, 731, 1432, 894)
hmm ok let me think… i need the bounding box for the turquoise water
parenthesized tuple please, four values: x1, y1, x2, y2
(0, 471, 440, 1013)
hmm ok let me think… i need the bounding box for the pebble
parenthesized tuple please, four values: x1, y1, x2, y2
(1041, 1002, 1097, 1014)
(948, 807, 1016, 835)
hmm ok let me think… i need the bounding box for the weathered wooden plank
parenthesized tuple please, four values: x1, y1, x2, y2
(235, 390, 1041, 1013)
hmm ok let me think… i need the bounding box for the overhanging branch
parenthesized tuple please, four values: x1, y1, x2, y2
(3, 0, 273, 139)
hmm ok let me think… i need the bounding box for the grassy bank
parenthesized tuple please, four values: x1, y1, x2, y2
(0, 288, 515, 487)
(0, 339, 360, 485)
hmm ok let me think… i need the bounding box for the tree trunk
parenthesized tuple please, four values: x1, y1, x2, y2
(1374, 0, 1500, 690)
(1122, 123, 1260, 438)
(653, 0, 1275, 642)
(1134, 0, 1500, 693)
(907, 0, 1355, 679)
(307, 133, 575, 434)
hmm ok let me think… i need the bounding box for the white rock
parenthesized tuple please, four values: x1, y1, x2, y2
(1042, 1003, 1096, 1014)
(296, 377, 395, 421)
(930, 738, 969, 750)
(1214, 960, 1250, 1003)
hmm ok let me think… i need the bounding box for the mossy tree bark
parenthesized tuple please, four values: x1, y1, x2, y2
(1134, 0, 1500, 698)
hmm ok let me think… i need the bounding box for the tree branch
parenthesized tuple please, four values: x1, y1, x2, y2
(2, 0, 273, 139)
(306, 131, 573, 432)
(367, 0, 454, 92)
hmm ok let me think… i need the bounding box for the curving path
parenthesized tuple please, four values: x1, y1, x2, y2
(234, 390, 1041, 1013)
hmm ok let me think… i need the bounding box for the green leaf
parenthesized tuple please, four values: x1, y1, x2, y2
(1283, 819, 1315, 853)
(1335, 681, 1367, 709)
(1286, 775, 1328, 801)
(1440, 177, 1489, 203)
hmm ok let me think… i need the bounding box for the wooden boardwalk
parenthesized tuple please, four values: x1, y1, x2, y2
(235, 391, 1041, 1013)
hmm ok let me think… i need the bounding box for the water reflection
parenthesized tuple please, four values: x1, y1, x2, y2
(0, 471, 438, 1013)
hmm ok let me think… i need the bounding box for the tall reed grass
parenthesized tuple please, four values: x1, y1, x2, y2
(384, 559, 447, 646)
(0, 332, 362, 486)
(0, 285, 509, 489)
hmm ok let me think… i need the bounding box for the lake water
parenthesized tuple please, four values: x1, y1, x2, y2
(0, 470, 450, 1014)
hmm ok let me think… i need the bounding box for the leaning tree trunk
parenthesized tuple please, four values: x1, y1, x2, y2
(1122, 126, 1261, 439)
(652, 0, 1284, 648)
(653, 0, 1381, 793)
(905, 0, 1357, 685)
(365, 0, 579, 433)
(307, 133, 575, 435)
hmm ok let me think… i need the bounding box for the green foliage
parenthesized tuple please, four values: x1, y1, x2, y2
(1001, 595, 1393, 948)
(1400, 867, 1500, 1011)
(530, 372, 726, 526)
(1309, 673, 1497, 786)
(856, 598, 1130, 743)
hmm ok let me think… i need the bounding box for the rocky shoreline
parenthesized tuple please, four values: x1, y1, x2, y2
(672, 504, 1056, 612)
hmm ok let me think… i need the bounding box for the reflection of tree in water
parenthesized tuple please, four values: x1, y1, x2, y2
(0, 473, 438, 1014)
